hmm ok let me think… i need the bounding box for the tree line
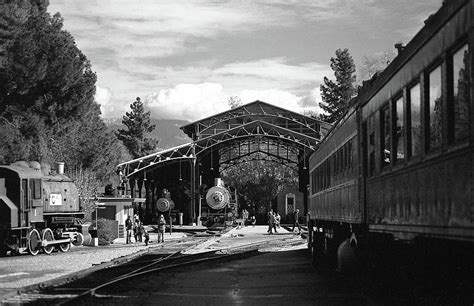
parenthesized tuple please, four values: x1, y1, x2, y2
(0, 2, 156, 217)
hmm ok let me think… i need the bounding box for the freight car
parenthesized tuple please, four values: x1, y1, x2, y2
(308, 0, 473, 271)
(0, 161, 87, 255)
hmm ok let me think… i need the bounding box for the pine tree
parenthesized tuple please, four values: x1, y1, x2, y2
(319, 49, 356, 123)
(116, 97, 158, 158)
(228, 96, 243, 109)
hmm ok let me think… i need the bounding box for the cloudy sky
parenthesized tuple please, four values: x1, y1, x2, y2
(48, 0, 442, 122)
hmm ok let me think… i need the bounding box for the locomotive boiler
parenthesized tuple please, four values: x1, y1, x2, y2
(0, 161, 87, 256)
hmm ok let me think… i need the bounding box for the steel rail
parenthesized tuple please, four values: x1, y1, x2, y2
(57, 238, 283, 305)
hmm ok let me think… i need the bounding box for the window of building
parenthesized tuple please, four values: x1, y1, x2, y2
(394, 96, 405, 163)
(409, 83, 421, 157)
(428, 65, 442, 151)
(451, 44, 470, 142)
(285, 193, 295, 215)
(380, 105, 391, 168)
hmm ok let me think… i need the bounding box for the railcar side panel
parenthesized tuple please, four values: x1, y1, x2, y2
(309, 109, 361, 223)
(309, 179, 360, 223)
(368, 148, 473, 240)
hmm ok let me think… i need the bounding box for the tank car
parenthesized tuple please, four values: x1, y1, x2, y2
(0, 161, 87, 256)
(308, 0, 473, 271)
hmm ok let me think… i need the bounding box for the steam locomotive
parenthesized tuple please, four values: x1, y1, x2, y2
(0, 161, 87, 256)
(308, 0, 473, 271)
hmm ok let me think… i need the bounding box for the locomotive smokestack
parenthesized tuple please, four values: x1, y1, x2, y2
(214, 178, 224, 187)
(56, 162, 65, 175)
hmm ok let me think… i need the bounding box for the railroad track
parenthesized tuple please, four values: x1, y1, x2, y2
(2, 236, 301, 305)
(1, 237, 207, 305)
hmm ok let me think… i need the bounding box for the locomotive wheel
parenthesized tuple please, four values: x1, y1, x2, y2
(72, 232, 84, 246)
(59, 243, 70, 252)
(42, 228, 55, 255)
(28, 229, 41, 256)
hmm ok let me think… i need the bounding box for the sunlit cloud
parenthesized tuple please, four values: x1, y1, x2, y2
(144, 83, 227, 121)
(95, 86, 114, 117)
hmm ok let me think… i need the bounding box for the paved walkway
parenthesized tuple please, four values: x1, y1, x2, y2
(182, 225, 298, 254)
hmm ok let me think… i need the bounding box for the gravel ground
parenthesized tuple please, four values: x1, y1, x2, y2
(0, 232, 183, 290)
(0, 245, 147, 289)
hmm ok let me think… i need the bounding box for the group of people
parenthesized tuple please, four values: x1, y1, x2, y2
(267, 209, 281, 234)
(267, 208, 301, 234)
(125, 213, 167, 245)
(125, 214, 149, 245)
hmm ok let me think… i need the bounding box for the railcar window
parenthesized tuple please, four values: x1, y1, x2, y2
(343, 144, 348, 170)
(409, 83, 421, 157)
(369, 132, 375, 176)
(325, 160, 330, 188)
(451, 44, 470, 142)
(394, 97, 405, 163)
(428, 65, 442, 151)
(348, 140, 353, 169)
(380, 106, 391, 168)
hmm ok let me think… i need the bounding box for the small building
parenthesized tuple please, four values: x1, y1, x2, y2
(95, 197, 145, 238)
(274, 188, 303, 222)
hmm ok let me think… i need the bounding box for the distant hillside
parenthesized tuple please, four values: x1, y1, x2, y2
(106, 118, 191, 150)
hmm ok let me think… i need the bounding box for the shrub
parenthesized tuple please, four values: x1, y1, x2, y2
(95, 218, 117, 245)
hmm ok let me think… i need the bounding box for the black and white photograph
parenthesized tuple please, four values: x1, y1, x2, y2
(0, 0, 472, 304)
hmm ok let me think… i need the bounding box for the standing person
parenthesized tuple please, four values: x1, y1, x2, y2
(137, 221, 144, 242)
(157, 214, 166, 243)
(125, 215, 133, 244)
(272, 212, 278, 233)
(292, 209, 301, 234)
(243, 209, 249, 227)
(250, 215, 256, 227)
(133, 220, 140, 243)
(143, 228, 150, 246)
(275, 212, 281, 228)
(267, 209, 275, 234)
(238, 211, 245, 229)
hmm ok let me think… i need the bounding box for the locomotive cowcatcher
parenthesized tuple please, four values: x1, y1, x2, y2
(0, 161, 87, 255)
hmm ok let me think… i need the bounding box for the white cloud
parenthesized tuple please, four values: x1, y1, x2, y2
(239, 88, 323, 115)
(214, 58, 329, 87)
(49, 1, 287, 62)
(142, 82, 325, 122)
(239, 89, 300, 110)
(144, 83, 228, 121)
(95, 86, 114, 116)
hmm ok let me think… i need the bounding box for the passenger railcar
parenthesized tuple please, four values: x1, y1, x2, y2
(0, 161, 87, 255)
(308, 0, 473, 270)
